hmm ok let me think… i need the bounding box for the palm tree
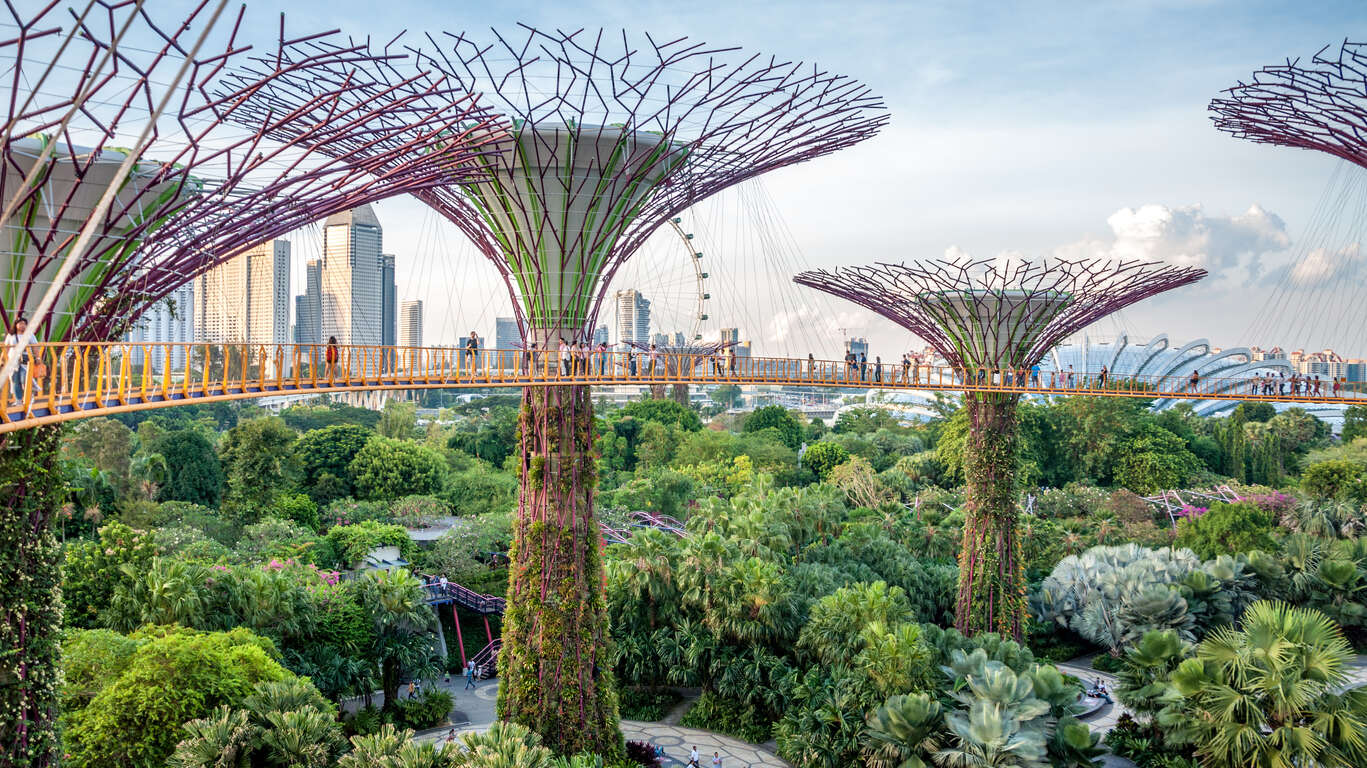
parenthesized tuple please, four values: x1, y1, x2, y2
(605, 528, 678, 630)
(862, 693, 943, 768)
(1164, 600, 1367, 768)
(168, 707, 252, 768)
(457, 722, 557, 768)
(131, 451, 169, 501)
(108, 557, 208, 631)
(257, 707, 343, 768)
(353, 569, 439, 711)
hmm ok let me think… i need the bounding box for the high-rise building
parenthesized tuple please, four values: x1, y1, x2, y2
(321, 205, 384, 360)
(381, 253, 397, 370)
(293, 258, 322, 346)
(495, 317, 521, 350)
(651, 332, 670, 347)
(125, 283, 193, 371)
(847, 336, 869, 360)
(593, 325, 609, 345)
(193, 239, 290, 344)
(615, 289, 650, 347)
(673, 331, 686, 346)
(720, 327, 740, 344)
(399, 300, 423, 348)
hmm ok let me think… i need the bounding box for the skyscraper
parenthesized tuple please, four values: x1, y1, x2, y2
(125, 283, 193, 371)
(615, 289, 650, 347)
(399, 300, 423, 348)
(720, 327, 740, 344)
(381, 253, 396, 369)
(321, 205, 384, 356)
(593, 325, 609, 345)
(293, 258, 322, 346)
(193, 239, 290, 344)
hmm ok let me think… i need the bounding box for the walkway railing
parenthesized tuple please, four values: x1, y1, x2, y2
(422, 581, 506, 615)
(0, 341, 1362, 432)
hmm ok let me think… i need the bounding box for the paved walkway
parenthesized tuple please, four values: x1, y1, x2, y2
(414, 680, 790, 767)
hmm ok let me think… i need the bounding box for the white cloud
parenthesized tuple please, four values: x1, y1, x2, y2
(1287, 243, 1362, 287)
(1100, 203, 1289, 274)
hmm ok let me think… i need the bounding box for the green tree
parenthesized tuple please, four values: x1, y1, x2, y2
(377, 400, 418, 439)
(446, 406, 519, 467)
(152, 429, 225, 507)
(293, 424, 373, 502)
(834, 407, 901, 435)
(619, 397, 702, 432)
(710, 384, 742, 411)
(1113, 423, 1202, 495)
(64, 417, 134, 494)
(353, 570, 439, 712)
(1303, 459, 1365, 501)
(802, 441, 850, 480)
(1174, 502, 1277, 559)
(348, 436, 446, 501)
(62, 626, 295, 768)
(744, 405, 803, 450)
(1343, 405, 1367, 444)
(64, 521, 160, 629)
(219, 416, 298, 515)
(1164, 601, 1367, 768)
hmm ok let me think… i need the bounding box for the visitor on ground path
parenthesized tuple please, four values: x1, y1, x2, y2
(446, 729, 456, 743)
(689, 747, 700, 767)
(713, 751, 722, 768)
(407, 680, 417, 699)
(465, 659, 476, 689)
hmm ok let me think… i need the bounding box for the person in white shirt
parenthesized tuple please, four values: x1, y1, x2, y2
(4, 317, 39, 399)
(688, 747, 699, 767)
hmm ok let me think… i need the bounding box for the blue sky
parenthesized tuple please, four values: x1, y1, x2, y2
(135, 0, 1367, 356)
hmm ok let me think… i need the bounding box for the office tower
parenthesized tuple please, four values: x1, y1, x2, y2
(593, 325, 609, 345)
(651, 332, 669, 347)
(720, 327, 740, 344)
(321, 205, 384, 353)
(847, 337, 869, 359)
(495, 316, 521, 350)
(672, 331, 685, 346)
(293, 258, 322, 345)
(381, 253, 397, 370)
(193, 239, 290, 344)
(399, 300, 423, 347)
(615, 289, 650, 347)
(125, 283, 193, 371)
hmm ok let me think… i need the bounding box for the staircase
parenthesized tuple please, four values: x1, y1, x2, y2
(470, 638, 502, 679)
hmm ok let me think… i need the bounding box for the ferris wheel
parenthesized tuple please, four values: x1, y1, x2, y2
(605, 213, 710, 343)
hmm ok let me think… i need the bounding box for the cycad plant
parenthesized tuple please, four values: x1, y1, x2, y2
(862, 693, 943, 768)
(936, 659, 1051, 768)
(1163, 600, 1367, 768)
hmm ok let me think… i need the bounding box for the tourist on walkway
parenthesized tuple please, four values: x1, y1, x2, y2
(1189, 370, 1200, 393)
(689, 747, 700, 767)
(1334, 377, 1343, 397)
(445, 729, 456, 744)
(1066, 365, 1076, 388)
(873, 355, 882, 383)
(712, 751, 722, 768)
(900, 354, 910, 383)
(4, 317, 38, 398)
(465, 659, 477, 689)
(728, 347, 738, 377)
(1098, 365, 1108, 388)
(808, 353, 816, 380)
(1030, 363, 1041, 388)
(597, 342, 608, 375)
(324, 336, 340, 380)
(859, 353, 868, 380)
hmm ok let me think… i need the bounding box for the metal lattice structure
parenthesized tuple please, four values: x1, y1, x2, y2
(239, 25, 889, 340)
(2, 0, 503, 344)
(795, 258, 1207, 372)
(1210, 40, 1367, 170)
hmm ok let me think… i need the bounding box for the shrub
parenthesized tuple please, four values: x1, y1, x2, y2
(386, 495, 451, 528)
(625, 740, 663, 768)
(680, 691, 771, 743)
(392, 689, 452, 730)
(801, 441, 850, 480)
(322, 521, 412, 569)
(1174, 501, 1277, 559)
(1302, 459, 1366, 501)
(348, 436, 446, 501)
(619, 687, 682, 721)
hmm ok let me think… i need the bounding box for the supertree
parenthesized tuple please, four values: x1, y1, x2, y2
(1209, 40, 1367, 169)
(0, 4, 500, 763)
(234, 25, 887, 753)
(795, 257, 1204, 638)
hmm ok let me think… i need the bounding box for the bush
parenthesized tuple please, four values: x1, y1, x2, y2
(801, 441, 850, 480)
(322, 521, 411, 569)
(1173, 501, 1277, 559)
(619, 687, 682, 721)
(626, 740, 663, 768)
(386, 495, 451, 528)
(1302, 459, 1366, 502)
(680, 691, 771, 743)
(392, 689, 452, 730)
(348, 436, 446, 501)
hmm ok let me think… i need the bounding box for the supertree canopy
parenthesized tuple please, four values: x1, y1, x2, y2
(0, 3, 501, 764)
(1210, 40, 1367, 170)
(796, 257, 1204, 638)
(2, 1, 502, 346)
(236, 25, 887, 754)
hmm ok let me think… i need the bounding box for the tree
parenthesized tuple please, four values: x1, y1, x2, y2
(219, 416, 298, 515)
(152, 429, 225, 507)
(447, 406, 519, 467)
(63, 522, 160, 629)
(1113, 424, 1202, 495)
(1343, 405, 1367, 444)
(802, 441, 850, 480)
(62, 626, 296, 768)
(619, 397, 702, 432)
(348, 436, 446, 501)
(833, 407, 901, 435)
(352, 570, 439, 712)
(1303, 459, 1365, 501)
(64, 418, 134, 494)
(293, 424, 373, 502)
(710, 384, 742, 411)
(1164, 601, 1367, 768)
(377, 400, 418, 439)
(744, 405, 803, 450)
(1174, 502, 1277, 559)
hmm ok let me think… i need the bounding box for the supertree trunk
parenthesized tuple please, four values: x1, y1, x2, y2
(954, 392, 1026, 640)
(670, 383, 690, 407)
(0, 426, 64, 768)
(499, 382, 622, 757)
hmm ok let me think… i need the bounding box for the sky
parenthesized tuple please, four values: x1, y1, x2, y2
(43, 0, 1367, 359)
